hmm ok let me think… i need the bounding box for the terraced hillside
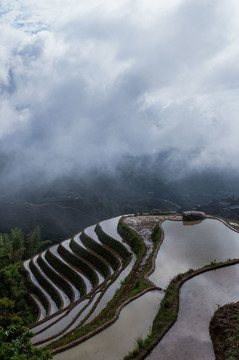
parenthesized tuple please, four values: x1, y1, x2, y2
(21, 213, 167, 355)
(22, 217, 135, 347)
(21, 213, 239, 359)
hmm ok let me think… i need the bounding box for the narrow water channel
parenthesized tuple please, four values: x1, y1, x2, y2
(147, 264, 239, 360)
(54, 290, 164, 360)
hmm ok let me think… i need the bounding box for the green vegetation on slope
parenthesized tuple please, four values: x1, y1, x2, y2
(0, 297, 52, 360)
(0, 227, 51, 325)
(29, 259, 62, 310)
(124, 259, 239, 360)
(59, 242, 97, 286)
(0, 227, 50, 268)
(45, 248, 86, 295)
(0, 263, 37, 324)
(210, 301, 239, 360)
(37, 255, 74, 303)
(48, 218, 159, 353)
(71, 234, 110, 278)
(19, 266, 50, 317)
(95, 223, 131, 260)
(117, 218, 145, 257)
(80, 231, 120, 270)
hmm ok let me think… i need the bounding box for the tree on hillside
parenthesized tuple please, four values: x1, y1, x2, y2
(0, 297, 52, 360)
(10, 228, 25, 264)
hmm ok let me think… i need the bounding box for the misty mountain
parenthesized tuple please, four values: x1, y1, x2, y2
(1, 154, 239, 242)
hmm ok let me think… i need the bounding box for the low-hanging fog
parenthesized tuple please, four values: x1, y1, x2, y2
(1, 0, 239, 192)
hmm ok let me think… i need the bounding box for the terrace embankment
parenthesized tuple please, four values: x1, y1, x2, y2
(210, 301, 239, 360)
(49, 215, 163, 354)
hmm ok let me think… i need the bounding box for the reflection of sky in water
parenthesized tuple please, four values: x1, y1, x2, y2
(54, 290, 164, 360)
(40, 295, 101, 347)
(31, 311, 67, 334)
(24, 259, 58, 315)
(100, 216, 133, 253)
(85, 225, 101, 243)
(150, 219, 239, 289)
(32, 300, 89, 345)
(148, 264, 239, 360)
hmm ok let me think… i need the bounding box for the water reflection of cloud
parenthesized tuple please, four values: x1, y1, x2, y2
(150, 219, 239, 289)
(148, 264, 239, 360)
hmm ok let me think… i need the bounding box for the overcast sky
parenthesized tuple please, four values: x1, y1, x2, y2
(1, 0, 239, 184)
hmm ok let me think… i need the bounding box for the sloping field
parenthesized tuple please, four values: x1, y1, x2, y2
(23, 216, 138, 349)
(22, 214, 239, 359)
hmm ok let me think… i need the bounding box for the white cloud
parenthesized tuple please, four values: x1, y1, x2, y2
(1, 0, 239, 184)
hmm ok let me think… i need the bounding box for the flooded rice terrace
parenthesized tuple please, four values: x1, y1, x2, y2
(150, 218, 239, 289)
(147, 265, 239, 360)
(49, 216, 239, 359)
(54, 290, 163, 360)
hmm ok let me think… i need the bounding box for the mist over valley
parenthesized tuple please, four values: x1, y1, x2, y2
(1, 2, 239, 359)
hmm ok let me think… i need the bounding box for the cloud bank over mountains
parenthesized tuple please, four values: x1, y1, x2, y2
(1, 0, 239, 185)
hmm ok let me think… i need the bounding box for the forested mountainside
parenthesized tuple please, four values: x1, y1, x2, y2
(0, 226, 51, 324)
(1, 156, 239, 243)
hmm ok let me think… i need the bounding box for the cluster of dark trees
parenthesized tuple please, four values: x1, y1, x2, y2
(0, 227, 53, 358)
(0, 227, 51, 324)
(0, 297, 52, 359)
(0, 226, 51, 268)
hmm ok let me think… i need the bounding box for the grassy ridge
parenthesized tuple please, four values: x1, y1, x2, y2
(29, 259, 62, 309)
(124, 259, 239, 360)
(45, 249, 86, 296)
(37, 255, 74, 303)
(95, 223, 130, 261)
(49, 218, 154, 353)
(20, 265, 49, 317)
(117, 218, 145, 257)
(210, 301, 239, 360)
(71, 235, 109, 278)
(80, 231, 119, 271)
(62, 242, 98, 286)
(151, 223, 161, 243)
